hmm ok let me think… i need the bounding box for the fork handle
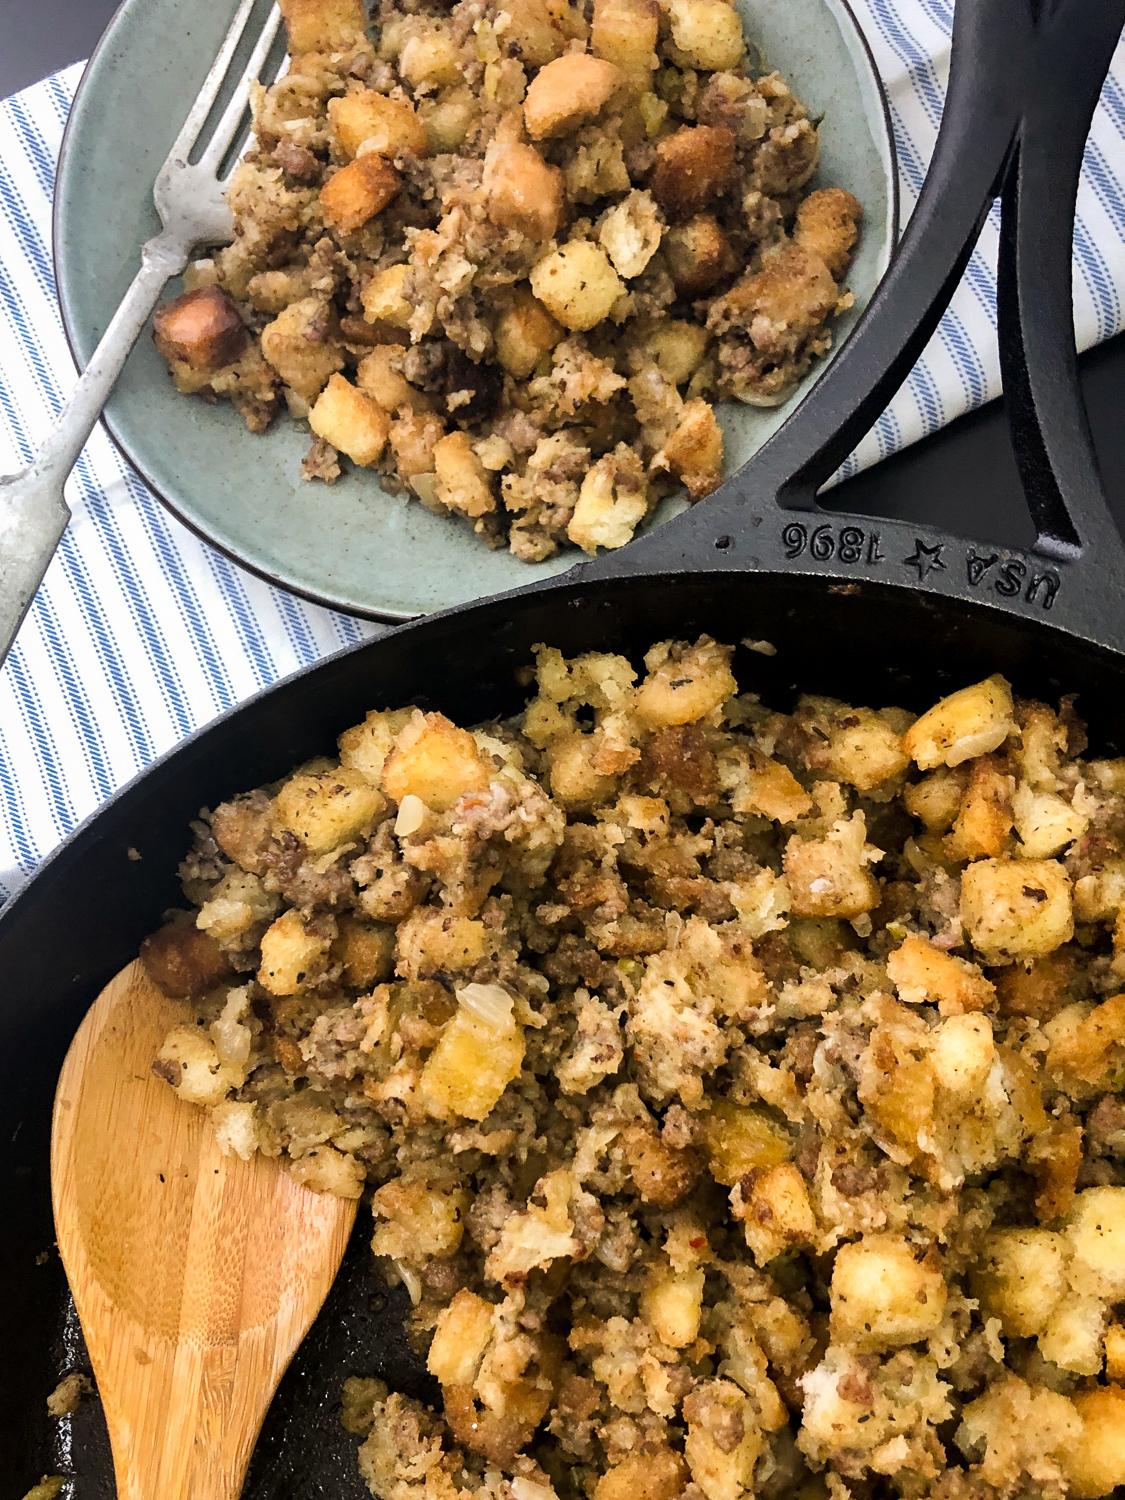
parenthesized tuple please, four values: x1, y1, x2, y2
(0, 229, 188, 668)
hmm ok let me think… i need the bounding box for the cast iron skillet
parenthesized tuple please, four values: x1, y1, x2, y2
(4, 0, 1125, 1491)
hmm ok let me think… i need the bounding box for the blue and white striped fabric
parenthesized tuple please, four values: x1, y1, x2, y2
(2, 11, 1125, 899)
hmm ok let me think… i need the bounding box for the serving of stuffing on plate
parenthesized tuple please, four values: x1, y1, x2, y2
(152, 0, 861, 560)
(142, 638, 1125, 1500)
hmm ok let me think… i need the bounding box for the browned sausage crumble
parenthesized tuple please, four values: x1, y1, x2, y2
(143, 641, 1125, 1500)
(152, 0, 861, 560)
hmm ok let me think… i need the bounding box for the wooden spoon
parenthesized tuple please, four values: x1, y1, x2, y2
(51, 960, 357, 1499)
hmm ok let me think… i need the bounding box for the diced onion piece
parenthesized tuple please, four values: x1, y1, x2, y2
(457, 982, 515, 1027)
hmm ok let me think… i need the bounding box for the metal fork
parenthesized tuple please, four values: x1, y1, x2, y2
(0, 0, 284, 667)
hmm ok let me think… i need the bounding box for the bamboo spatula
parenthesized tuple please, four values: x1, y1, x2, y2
(51, 960, 357, 1499)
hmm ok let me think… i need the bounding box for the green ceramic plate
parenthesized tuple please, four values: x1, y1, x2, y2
(55, 0, 897, 620)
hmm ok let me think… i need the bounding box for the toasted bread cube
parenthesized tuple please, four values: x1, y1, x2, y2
(946, 756, 1014, 861)
(905, 765, 969, 832)
(733, 1163, 816, 1265)
(333, 915, 395, 989)
(419, 87, 479, 152)
(290, 1144, 365, 1198)
(395, 909, 488, 980)
(785, 813, 879, 919)
(642, 1267, 705, 1347)
(825, 709, 909, 791)
(632, 320, 708, 386)
(258, 908, 332, 995)
(309, 374, 391, 466)
(794, 187, 862, 280)
(530, 241, 625, 332)
(419, 1007, 525, 1120)
(595, 1450, 688, 1500)
(729, 750, 812, 822)
(361, 264, 413, 328)
(157, 1025, 240, 1107)
(960, 856, 1073, 963)
(1067, 1187, 1125, 1299)
(142, 920, 230, 1001)
(484, 140, 565, 241)
(434, 431, 496, 518)
(664, 214, 737, 296)
(390, 409, 447, 486)
(356, 346, 430, 414)
(328, 90, 428, 159)
(279, 0, 366, 54)
(684, 1380, 763, 1500)
(886, 934, 996, 1016)
(371, 1178, 470, 1261)
(591, 0, 659, 89)
(709, 243, 836, 352)
(495, 287, 564, 377)
(667, 0, 743, 71)
(635, 635, 735, 727)
(598, 189, 663, 279)
(320, 155, 400, 233)
(929, 1012, 995, 1101)
(246, 268, 311, 315)
(651, 126, 735, 221)
(1014, 781, 1089, 859)
(1066, 1386, 1125, 1498)
(1047, 992, 1125, 1085)
(501, 0, 566, 64)
(427, 1289, 495, 1386)
(1039, 1294, 1107, 1376)
(972, 1227, 1070, 1337)
(904, 675, 1015, 769)
(547, 732, 618, 806)
(399, 20, 462, 88)
(275, 764, 386, 853)
(338, 706, 414, 785)
(524, 54, 626, 139)
(659, 398, 723, 500)
(383, 709, 490, 812)
(261, 296, 345, 400)
(153, 285, 247, 373)
(830, 1234, 947, 1349)
(567, 446, 648, 553)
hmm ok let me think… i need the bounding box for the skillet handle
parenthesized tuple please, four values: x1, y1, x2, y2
(997, 0, 1125, 563)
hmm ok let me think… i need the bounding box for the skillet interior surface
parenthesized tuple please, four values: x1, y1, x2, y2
(6, 566, 1125, 1496)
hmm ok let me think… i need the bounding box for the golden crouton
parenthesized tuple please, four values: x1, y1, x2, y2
(595, 1450, 688, 1500)
(319, 155, 401, 233)
(258, 908, 332, 995)
(641, 1266, 705, 1346)
(650, 126, 735, 221)
(427, 1289, 494, 1386)
(960, 857, 1073, 963)
(484, 140, 565, 241)
(659, 399, 723, 500)
(708, 243, 836, 355)
(328, 90, 428, 159)
(830, 1235, 947, 1349)
(785, 813, 879, 919)
(663, 214, 738, 297)
(361, 264, 413, 328)
(434, 431, 497, 518)
(904, 675, 1015, 769)
(567, 444, 649, 553)
(502, 0, 567, 65)
(666, 0, 744, 71)
(945, 755, 1014, 861)
(591, 0, 659, 90)
(886, 934, 996, 1016)
(494, 287, 565, 377)
(420, 1005, 526, 1120)
(732, 1163, 816, 1265)
(1065, 1385, 1125, 1499)
(371, 1178, 470, 1261)
(523, 54, 626, 139)
(275, 764, 386, 852)
(278, 0, 366, 56)
(383, 710, 491, 811)
(398, 21, 462, 88)
(153, 285, 247, 373)
(260, 297, 345, 400)
(635, 636, 736, 727)
(971, 1227, 1070, 1337)
(309, 374, 391, 465)
(530, 241, 625, 332)
(794, 187, 863, 279)
(356, 346, 431, 414)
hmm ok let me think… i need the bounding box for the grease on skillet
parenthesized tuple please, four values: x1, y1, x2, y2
(137, 637, 1125, 1500)
(150, 0, 861, 562)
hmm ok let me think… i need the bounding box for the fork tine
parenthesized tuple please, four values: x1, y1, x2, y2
(197, 4, 285, 174)
(165, 0, 260, 164)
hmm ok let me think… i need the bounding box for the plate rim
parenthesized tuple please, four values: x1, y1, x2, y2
(52, 0, 900, 624)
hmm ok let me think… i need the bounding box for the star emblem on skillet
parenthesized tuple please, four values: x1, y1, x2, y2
(903, 539, 947, 580)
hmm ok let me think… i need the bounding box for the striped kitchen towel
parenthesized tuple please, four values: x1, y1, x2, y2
(2, 8, 1125, 898)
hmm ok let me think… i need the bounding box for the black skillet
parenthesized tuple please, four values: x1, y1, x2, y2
(4, 0, 1125, 1490)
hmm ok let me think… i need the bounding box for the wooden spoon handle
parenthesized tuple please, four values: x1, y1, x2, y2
(52, 963, 357, 1499)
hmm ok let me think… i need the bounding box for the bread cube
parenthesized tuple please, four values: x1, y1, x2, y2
(929, 1013, 995, 1100)
(733, 1162, 816, 1265)
(664, 214, 738, 296)
(1067, 1187, 1125, 1299)
(356, 347, 430, 415)
(142, 920, 230, 1000)
(595, 1450, 688, 1500)
(333, 914, 395, 989)
(309, 374, 391, 466)
(886, 934, 995, 1016)
(651, 127, 735, 221)
(903, 675, 1015, 769)
(261, 296, 345, 400)
(484, 140, 565, 241)
(684, 1379, 763, 1500)
(328, 90, 428, 159)
(1039, 1293, 1107, 1375)
(1106, 1323, 1125, 1380)
(395, 908, 488, 980)
(703, 1101, 790, 1187)
(667, 0, 744, 71)
(275, 764, 386, 853)
(153, 285, 247, 373)
(824, 708, 909, 791)
(1013, 781, 1088, 859)
(1065, 1385, 1125, 1498)
(399, 21, 462, 87)
(500, 0, 566, 64)
(567, 445, 649, 553)
(1073, 855, 1125, 922)
(258, 908, 332, 995)
(320, 155, 401, 233)
(434, 431, 497, 518)
(383, 710, 490, 812)
(635, 636, 736, 727)
(960, 856, 1073, 963)
(547, 732, 617, 806)
(785, 813, 879, 919)
(530, 242, 625, 332)
(157, 1024, 241, 1107)
(591, 0, 658, 89)
(904, 765, 969, 832)
(641, 1266, 705, 1346)
(659, 399, 723, 501)
(495, 287, 564, 377)
(279, 0, 366, 55)
(390, 409, 448, 486)
(290, 1143, 365, 1198)
(971, 1227, 1070, 1336)
(361, 264, 413, 328)
(631, 320, 708, 387)
(946, 756, 1014, 861)
(338, 706, 414, 786)
(523, 54, 626, 139)
(830, 1234, 947, 1349)
(427, 1289, 494, 1386)
(795, 187, 863, 279)
(1047, 992, 1125, 1085)
(370, 1177, 471, 1261)
(419, 1006, 525, 1120)
(419, 88, 479, 153)
(598, 189, 663, 279)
